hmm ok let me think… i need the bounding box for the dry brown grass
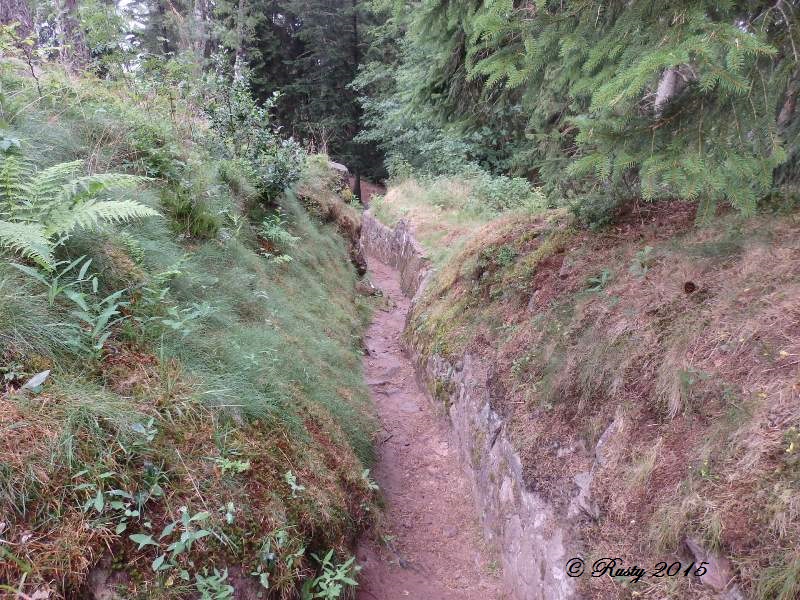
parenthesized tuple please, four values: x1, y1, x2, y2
(401, 189, 800, 599)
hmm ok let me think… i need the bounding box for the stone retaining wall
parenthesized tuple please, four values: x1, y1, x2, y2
(360, 210, 577, 600)
(359, 212, 431, 298)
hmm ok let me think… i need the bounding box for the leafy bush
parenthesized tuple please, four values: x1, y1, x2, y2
(254, 137, 307, 199)
(470, 170, 546, 213)
(569, 192, 624, 230)
(204, 59, 306, 199)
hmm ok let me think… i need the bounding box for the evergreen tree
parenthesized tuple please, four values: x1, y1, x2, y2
(358, 0, 800, 221)
(246, 0, 379, 175)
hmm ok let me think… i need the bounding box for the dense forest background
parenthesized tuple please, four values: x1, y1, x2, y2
(2, 0, 799, 219)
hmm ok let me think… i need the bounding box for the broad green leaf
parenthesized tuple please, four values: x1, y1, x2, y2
(129, 533, 158, 550)
(152, 554, 166, 571)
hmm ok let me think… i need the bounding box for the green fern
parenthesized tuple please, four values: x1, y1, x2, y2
(0, 154, 157, 269)
(0, 220, 50, 266)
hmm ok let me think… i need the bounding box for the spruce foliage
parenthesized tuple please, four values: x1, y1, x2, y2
(358, 0, 800, 222)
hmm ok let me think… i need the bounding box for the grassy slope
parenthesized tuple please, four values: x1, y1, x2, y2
(370, 178, 501, 267)
(0, 65, 376, 598)
(379, 182, 800, 599)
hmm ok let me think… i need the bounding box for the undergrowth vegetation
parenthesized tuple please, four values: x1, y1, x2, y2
(0, 62, 375, 599)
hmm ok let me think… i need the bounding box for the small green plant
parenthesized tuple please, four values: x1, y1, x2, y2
(361, 469, 379, 492)
(158, 302, 215, 336)
(495, 245, 516, 267)
(214, 457, 251, 474)
(284, 471, 306, 498)
(131, 417, 158, 443)
(0, 360, 28, 385)
(586, 268, 613, 292)
(259, 210, 299, 261)
(251, 526, 307, 590)
(72, 469, 164, 536)
(301, 551, 359, 600)
(128, 506, 215, 578)
(195, 568, 234, 600)
(13, 257, 130, 356)
(11, 255, 95, 306)
(697, 458, 716, 481)
(251, 564, 271, 590)
(69, 289, 129, 355)
(219, 502, 236, 525)
(629, 246, 654, 278)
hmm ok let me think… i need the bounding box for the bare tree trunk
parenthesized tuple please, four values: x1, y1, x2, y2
(654, 65, 695, 117)
(234, 0, 246, 79)
(654, 68, 679, 116)
(156, 0, 172, 55)
(58, 0, 90, 69)
(352, 170, 361, 202)
(351, 0, 359, 71)
(195, 0, 211, 59)
(778, 75, 798, 130)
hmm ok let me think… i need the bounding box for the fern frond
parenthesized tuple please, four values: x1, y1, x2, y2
(29, 160, 84, 206)
(57, 173, 146, 205)
(0, 155, 34, 209)
(0, 220, 52, 268)
(45, 199, 159, 236)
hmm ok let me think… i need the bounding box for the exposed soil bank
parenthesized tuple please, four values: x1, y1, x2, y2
(355, 256, 503, 599)
(359, 212, 576, 600)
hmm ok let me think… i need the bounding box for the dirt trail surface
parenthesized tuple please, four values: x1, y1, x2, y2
(356, 257, 503, 600)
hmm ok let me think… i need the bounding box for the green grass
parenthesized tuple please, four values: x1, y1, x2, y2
(0, 65, 376, 598)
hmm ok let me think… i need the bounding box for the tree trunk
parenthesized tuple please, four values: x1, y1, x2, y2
(156, 0, 173, 55)
(196, 0, 212, 58)
(654, 65, 695, 117)
(234, 0, 246, 79)
(59, 0, 90, 69)
(351, 0, 359, 73)
(654, 68, 679, 116)
(778, 74, 798, 130)
(352, 170, 361, 202)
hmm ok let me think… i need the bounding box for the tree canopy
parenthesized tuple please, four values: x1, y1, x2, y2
(356, 0, 800, 223)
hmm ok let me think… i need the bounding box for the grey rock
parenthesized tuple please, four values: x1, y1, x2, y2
(685, 537, 742, 597)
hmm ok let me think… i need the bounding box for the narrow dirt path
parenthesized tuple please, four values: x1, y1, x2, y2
(356, 257, 503, 600)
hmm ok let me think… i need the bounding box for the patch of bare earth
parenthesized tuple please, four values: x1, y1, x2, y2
(356, 257, 503, 600)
